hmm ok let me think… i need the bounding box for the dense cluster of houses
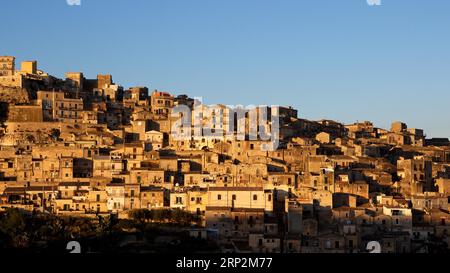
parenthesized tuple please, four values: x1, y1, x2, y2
(1, 56, 450, 253)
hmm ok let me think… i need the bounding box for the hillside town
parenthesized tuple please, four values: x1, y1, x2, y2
(1, 55, 450, 253)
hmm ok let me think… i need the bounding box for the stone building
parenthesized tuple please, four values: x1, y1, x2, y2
(0, 56, 15, 76)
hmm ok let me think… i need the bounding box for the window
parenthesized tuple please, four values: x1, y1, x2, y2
(253, 194, 258, 201)
(217, 194, 222, 200)
(232, 194, 236, 201)
(286, 242, 293, 251)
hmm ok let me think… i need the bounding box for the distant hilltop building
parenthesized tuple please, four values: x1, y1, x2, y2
(20, 60, 37, 75)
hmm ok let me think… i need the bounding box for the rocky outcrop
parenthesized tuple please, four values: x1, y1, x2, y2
(0, 85, 30, 104)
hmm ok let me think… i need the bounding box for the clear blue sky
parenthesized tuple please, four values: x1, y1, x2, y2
(2, 0, 450, 137)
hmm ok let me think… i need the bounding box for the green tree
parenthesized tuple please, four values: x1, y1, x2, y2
(129, 209, 146, 224)
(49, 128, 61, 141)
